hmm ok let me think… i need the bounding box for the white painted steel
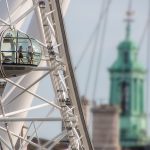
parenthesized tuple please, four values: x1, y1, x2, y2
(38, 1, 93, 149)
(0, 0, 70, 149)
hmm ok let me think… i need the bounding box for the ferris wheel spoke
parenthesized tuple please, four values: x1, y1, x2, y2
(0, 125, 46, 149)
(0, 103, 50, 118)
(2, 75, 26, 103)
(0, 1, 39, 30)
(18, 121, 34, 150)
(33, 122, 42, 148)
(4, 78, 61, 110)
(0, 124, 15, 150)
(12, 2, 39, 27)
(5, 0, 12, 25)
(0, 18, 10, 26)
(18, 121, 33, 150)
(5, 72, 50, 106)
(0, 117, 62, 122)
(0, 92, 15, 150)
(43, 129, 67, 149)
(0, 135, 12, 150)
(19, 107, 58, 149)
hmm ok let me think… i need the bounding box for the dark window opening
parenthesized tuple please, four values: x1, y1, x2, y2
(124, 51, 129, 64)
(120, 81, 129, 114)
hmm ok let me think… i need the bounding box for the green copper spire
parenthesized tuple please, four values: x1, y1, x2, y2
(126, 21, 130, 39)
(109, 9, 148, 148)
(125, 0, 133, 40)
(125, 10, 133, 40)
(126, 17, 131, 39)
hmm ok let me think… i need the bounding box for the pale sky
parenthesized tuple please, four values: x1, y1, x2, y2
(65, 0, 149, 105)
(1, 0, 148, 140)
(27, 0, 150, 139)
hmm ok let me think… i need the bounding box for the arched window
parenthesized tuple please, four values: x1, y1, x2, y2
(120, 81, 129, 114)
(124, 51, 129, 64)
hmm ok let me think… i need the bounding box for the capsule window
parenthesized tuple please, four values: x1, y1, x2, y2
(1, 31, 17, 63)
(0, 29, 42, 66)
(17, 31, 31, 64)
(0, 29, 42, 78)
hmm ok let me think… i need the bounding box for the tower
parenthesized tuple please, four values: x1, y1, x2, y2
(81, 96, 90, 124)
(92, 105, 120, 150)
(109, 10, 148, 149)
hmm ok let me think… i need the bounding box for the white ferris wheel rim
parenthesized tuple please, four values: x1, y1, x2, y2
(0, 0, 73, 150)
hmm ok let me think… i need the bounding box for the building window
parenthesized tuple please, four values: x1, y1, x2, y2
(120, 81, 129, 114)
(124, 51, 129, 64)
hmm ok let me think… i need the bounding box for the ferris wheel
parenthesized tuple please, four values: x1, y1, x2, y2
(0, 0, 93, 149)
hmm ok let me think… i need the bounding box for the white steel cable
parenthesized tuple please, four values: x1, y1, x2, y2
(92, 0, 111, 101)
(0, 126, 46, 149)
(84, 0, 111, 98)
(74, 0, 112, 71)
(4, 78, 61, 110)
(5, 72, 49, 105)
(19, 107, 55, 150)
(5, 0, 12, 25)
(0, 96, 15, 150)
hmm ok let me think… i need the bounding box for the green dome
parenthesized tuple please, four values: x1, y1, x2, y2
(110, 60, 145, 73)
(118, 40, 137, 51)
(109, 39, 145, 73)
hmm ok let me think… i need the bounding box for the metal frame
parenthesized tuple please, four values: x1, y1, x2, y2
(0, 0, 94, 149)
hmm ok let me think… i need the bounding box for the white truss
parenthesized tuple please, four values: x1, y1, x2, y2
(0, 0, 93, 149)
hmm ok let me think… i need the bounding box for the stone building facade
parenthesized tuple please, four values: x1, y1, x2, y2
(92, 105, 120, 150)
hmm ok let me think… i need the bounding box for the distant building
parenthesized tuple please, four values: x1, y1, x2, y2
(81, 96, 90, 124)
(109, 11, 149, 150)
(92, 104, 120, 150)
(52, 143, 69, 150)
(27, 138, 69, 150)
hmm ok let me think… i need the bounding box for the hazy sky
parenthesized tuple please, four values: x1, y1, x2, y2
(23, 0, 150, 140)
(65, 0, 149, 104)
(2, 0, 150, 141)
(28, 0, 150, 139)
(2, 0, 148, 140)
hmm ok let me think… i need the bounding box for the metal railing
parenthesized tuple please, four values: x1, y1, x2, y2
(1, 51, 41, 66)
